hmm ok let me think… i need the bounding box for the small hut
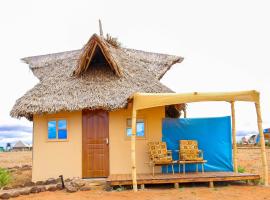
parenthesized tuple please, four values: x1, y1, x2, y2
(10, 32, 184, 181)
(12, 141, 31, 151)
(10, 27, 267, 190)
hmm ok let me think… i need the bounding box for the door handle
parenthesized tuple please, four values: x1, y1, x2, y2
(105, 138, 109, 145)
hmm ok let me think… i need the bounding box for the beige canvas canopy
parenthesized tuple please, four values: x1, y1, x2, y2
(129, 90, 268, 191)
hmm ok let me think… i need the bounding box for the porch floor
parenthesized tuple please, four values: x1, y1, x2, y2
(107, 172, 260, 186)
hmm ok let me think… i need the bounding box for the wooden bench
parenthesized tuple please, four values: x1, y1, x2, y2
(177, 160, 207, 174)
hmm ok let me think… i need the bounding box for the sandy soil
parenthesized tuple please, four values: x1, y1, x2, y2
(0, 151, 32, 168)
(15, 185, 270, 200)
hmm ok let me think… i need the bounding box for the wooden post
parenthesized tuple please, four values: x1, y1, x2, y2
(255, 102, 269, 186)
(209, 181, 214, 188)
(99, 19, 103, 36)
(231, 102, 238, 172)
(131, 106, 138, 191)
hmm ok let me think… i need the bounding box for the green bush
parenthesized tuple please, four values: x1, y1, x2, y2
(238, 166, 246, 173)
(0, 168, 11, 188)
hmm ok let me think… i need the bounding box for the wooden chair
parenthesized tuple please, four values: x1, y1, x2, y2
(178, 140, 207, 174)
(148, 141, 175, 176)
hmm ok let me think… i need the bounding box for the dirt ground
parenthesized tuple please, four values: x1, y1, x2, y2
(0, 151, 32, 168)
(0, 151, 32, 187)
(15, 185, 270, 200)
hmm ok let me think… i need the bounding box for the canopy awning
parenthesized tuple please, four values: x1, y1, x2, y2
(132, 90, 260, 111)
(129, 90, 268, 191)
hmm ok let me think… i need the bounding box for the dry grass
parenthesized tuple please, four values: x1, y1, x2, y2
(0, 151, 32, 168)
(8, 168, 32, 187)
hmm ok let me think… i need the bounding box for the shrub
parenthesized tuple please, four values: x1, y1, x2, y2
(238, 166, 246, 173)
(0, 168, 11, 188)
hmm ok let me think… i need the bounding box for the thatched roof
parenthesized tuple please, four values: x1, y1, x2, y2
(10, 34, 183, 120)
(13, 141, 30, 148)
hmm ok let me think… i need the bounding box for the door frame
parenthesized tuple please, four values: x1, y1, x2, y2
(82, 109, 110, 178)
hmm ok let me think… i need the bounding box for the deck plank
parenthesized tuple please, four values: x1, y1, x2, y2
(107, 172, 260, 186)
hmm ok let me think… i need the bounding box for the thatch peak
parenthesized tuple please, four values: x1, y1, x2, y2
(73, 34, 122, 77)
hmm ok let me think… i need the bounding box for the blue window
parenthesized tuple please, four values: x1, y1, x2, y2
(126, 118, 145, 137)
(48, 121, 57, 139)
(48, 119, 67, 140)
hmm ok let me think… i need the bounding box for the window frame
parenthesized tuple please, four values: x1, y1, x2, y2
(125, 116, 147, 140)
(47, 118, 69, 142)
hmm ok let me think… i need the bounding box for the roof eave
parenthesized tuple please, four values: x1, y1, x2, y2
(158, 56, 184, 80)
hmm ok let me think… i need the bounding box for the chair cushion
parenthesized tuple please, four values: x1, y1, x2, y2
(148, 141, 172, 164)
(179, 140, 203, 161)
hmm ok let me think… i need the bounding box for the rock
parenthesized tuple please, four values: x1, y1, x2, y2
(22, 165, 32, 170)
(45, 178, 57, 185)
(10, 191, 20, 198)
(47, 185, 57, 192)
(36, 181, 45, 185)
(66, 184, 78, 193)
(80, 186, 91, 191)
(19, 188, 31, 195)
(38, 186, 46, 192)
(2, 187, 11, 190)
(65, 178, 71, 182)
(0, 193, 11, 199)
(56, 177, 62, 183)
(56, 183, 63, 190)
(30, 186, 41, 193)
(24, 181, 35, 187)
(71, 180, 85, 188)
(13, 184, 24, 189)
(105, 185, 113, 192)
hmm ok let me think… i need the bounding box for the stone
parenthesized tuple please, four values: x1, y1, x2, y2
(0, 193, 11, 199)
(71, 180, 85, 188)
(19, 188, 31, 195)
(30, 186, 41, 193)
(56, 183, 63, 190)
(38, 186, 46, 192)
(66, 184, 78, 193)
(45, 178, 57, 185)
(56, 177, 62, 183)
(24, 181, 35, 187)
(22, 165, 32, 170)
(13, 184, 24, 189)
(2, 187, 11, 190)
(65, 178, 71, 182)
(80, 186, 91, 191)
(10, 191, 20, 198)
(36, 181, 45, 185)
(47, 185, 57, 192)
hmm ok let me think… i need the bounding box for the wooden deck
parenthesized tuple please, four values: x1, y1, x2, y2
(107, 172, 260, 186)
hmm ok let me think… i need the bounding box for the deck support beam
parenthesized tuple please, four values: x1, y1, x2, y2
(255, 102, 269, 186)
(209, 181, 214, 188)
(131, 106, 138, 191)
(231, 102, 238, 172)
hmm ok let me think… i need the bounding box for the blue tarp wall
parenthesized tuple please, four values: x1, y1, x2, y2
(162, 116, 233, 173)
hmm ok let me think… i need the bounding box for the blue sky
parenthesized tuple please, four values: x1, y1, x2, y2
(0, 125, 32, 148)
(0, 0, 270, 147)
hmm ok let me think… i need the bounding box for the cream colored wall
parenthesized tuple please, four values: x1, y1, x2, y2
(32, 111, 82, 181)
(32, 106, 164, 181)
(109, 106, 165, 174)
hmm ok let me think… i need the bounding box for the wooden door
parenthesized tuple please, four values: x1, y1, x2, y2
(82, 110, 109, 178)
